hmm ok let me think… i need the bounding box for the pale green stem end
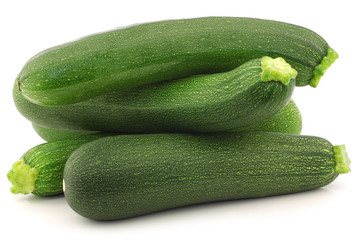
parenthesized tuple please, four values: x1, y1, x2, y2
(333, 144, 351, 174)
(261, 56, 297, 85)
(7, 158, 39, 194)
(310, 47, 339, 88)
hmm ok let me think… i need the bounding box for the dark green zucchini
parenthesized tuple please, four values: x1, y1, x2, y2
(63, 132, 350, 220)
(14, 56, 295, 133)
(16, 17, 337, 106)
(230, 99, 302, 134)
(31, 99, 302, 141)
(32, 123, 100, 142)
(10, 100, 300, 197)
(7, 134, 108, 196)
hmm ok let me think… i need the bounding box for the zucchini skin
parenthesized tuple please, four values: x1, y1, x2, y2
(17, 17, 332, 106)
(32, 123, 100, 142)
(64, 132, 340, 220)
(12, 100, 300, 196)
(231, 99, 302, 134)
(7, 134, 108, 196)
(14, 58, 295, 133)
(31, 99, 302, 141)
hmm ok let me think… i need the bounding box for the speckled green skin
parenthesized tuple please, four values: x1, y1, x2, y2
(14, 58, 295, 133)
(231, 100, 302, 134)
(31, 99, 301, 141)
(15, 134, 107, 196)
(32, 123, 100, 142)
(25, 100, 299, 196)
(17, 17, 330, 106)
(64, 132, 339, 220)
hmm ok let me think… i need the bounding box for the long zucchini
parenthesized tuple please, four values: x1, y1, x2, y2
(8, 99, 302, 197)
(63, 132, 350, 220)
(16, 17, 337, 106)
(32, 123, 100, 142)
(230, 99, 302, 134)
(14, 56, 295, 133)
(31, 99, 302, 142)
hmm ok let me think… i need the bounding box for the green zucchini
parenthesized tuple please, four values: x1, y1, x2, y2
(63, 132, 350, 220)
(7, 134, 108, 196)
(16, 17, 337, 106)
(10, 100, 300, 197)
(8, 100, 302, 197)
(32, 99, 302, 141)
(32, 123, 100, 142)
(230, 99, 302, 134)
(14, 56, 296, 133)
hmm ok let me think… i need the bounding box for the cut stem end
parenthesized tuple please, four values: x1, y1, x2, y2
(333, 144, 351, 174)
(310, 47, 339, 88)
(7, 158, 39, 194)
(261, 56, 297, 85)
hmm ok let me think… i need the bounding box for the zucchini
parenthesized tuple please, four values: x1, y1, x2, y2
(14, 56, 296, 133)
(32, 99, 302, 141)
(32, 123, 100, 142)
(63, 132, 350, 220)
(8, 100, 302, 197)
(16, 17, 337, 106)
(7, 134, 108, 196)
(231, 99, 302, 134)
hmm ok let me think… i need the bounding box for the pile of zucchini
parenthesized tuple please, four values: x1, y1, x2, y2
(8, 17, 350, 221)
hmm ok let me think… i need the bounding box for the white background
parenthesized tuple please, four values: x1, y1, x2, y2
(1, 0, 359, 239)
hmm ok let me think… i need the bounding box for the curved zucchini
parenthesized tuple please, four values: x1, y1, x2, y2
(231, 99, 302, 134)
(32, 99, 302, 141)
(7, 134, 108, 196)
(32, 123, 100, 142)
(14, 57, 295, 133)
(16, 17, 337, 106)
(8, 100, 302, 197)
(63, 132, 350, 220)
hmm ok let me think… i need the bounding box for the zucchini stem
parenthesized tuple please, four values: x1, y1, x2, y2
(310, 47, 339, 87)
(333, 145, 351, 174)
(260, 56, 297, 85)
(7, 158, 39, 194)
